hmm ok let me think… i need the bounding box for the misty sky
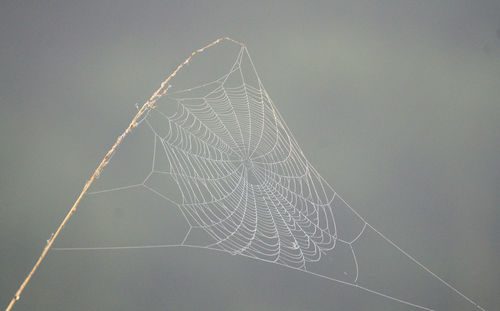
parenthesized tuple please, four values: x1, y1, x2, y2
(1, 1, 499, 310)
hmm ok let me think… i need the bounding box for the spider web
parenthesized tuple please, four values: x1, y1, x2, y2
(54, 44, 485, 311)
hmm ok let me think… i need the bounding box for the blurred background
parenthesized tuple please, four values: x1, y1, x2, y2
(1, 1, 499, 310)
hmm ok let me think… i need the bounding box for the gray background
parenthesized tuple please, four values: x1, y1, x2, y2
(1, 1, 499, 310)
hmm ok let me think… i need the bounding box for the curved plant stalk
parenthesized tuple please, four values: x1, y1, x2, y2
(5, 36, 243, 311)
